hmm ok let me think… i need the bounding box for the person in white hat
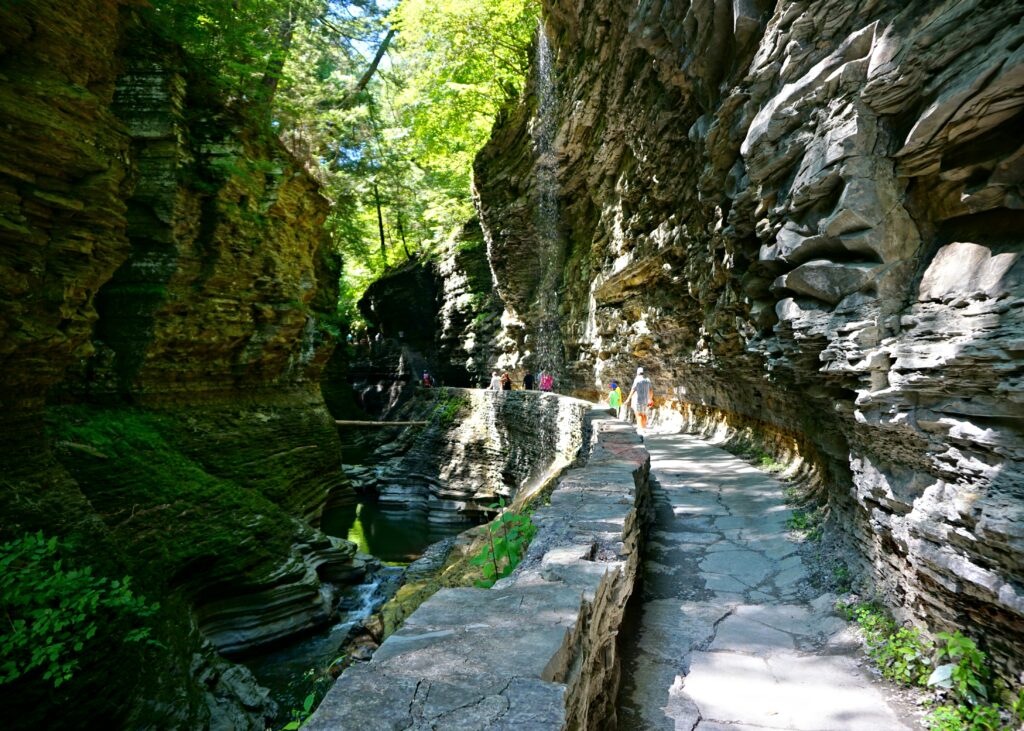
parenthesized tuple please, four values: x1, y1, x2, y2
(628, 367, 655, 431)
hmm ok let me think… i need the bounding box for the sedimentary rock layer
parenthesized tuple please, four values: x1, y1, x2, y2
(0, 3, 354, 728)
(305, 410, 651, 730)
(475, 0, 1024, 679)
(355, 222, 502, 391)
(371, 388, 590, 523)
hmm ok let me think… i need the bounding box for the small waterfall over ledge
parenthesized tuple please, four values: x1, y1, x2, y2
(527, 20, 566, 378)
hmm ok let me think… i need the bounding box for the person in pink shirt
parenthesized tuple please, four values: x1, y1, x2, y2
(539, 370, 554, 392)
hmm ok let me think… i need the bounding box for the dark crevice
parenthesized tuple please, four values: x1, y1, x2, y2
(940, 107, 1024, 172)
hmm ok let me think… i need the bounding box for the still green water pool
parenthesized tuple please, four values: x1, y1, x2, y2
(320, 501, 466, 564)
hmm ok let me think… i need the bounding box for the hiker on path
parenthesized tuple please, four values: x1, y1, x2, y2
(523, 371, 535, 390)
(539, 370, 554, 392)
(500, 372, 513, 391)
(608, 381, 622, 417)
(488, 371, 502, 391)
(628, 367, 654, 430)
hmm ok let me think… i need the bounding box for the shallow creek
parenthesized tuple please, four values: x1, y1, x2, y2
(239, 500, 468, 724)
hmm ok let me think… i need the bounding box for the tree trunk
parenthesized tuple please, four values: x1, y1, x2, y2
(342, 29, 396, 107)
(397, 210, 412, 260)
(354, 29, 396, 94)
(261, 5, 297, 102)
(374, 184, 387, 262)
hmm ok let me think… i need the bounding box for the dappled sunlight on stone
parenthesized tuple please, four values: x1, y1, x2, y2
(617, 434, 911, 730)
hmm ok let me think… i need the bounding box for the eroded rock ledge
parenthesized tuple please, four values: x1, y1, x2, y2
(473, 0, 1024, 681)
(369, 388, 592, 524)
(306, 409, 650, 730)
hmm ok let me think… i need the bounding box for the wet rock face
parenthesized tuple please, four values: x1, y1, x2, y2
(476, 0, 1024, 678)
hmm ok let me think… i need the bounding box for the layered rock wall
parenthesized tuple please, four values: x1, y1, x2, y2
(0, 3, 357, 728)
(374, 388, 591, 523)
(475, 0, 1024, 679)
(306, 412, 651, 730)
(355, 221, 502, 392)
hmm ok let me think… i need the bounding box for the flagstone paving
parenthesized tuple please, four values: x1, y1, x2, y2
(616, 432, 914, 731)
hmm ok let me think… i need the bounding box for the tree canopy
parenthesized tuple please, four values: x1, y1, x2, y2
(146, 0, 539, 325)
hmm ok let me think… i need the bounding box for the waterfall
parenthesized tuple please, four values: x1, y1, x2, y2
(529, 20, 566, 378)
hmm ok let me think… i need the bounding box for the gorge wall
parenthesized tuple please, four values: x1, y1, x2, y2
(474, 0, 1024, 681)
(355, 219, 503, 391)
(0, 2, 359, 728)
(357, 388, 591, 523)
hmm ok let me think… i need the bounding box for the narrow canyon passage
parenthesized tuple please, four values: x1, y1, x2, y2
(616, 434, 911, 731)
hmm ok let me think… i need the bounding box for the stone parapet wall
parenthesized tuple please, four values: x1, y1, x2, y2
(306, 410, 650, 730)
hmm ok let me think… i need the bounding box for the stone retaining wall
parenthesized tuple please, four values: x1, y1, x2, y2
(306, 409, 650, 730)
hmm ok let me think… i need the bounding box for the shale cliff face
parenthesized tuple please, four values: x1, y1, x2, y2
(355, 220, 502, 393)
(368, 388, 590, 523)
(475, 0, 1024, 679)
(1, 2, 356, 728)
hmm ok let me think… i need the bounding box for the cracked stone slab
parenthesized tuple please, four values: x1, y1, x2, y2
(774, 564, 810, 590)
(699, 549, 774, 586)
(616, 434, 913, 731)
(634, 600, 729, 663)
(684, 650, 911, 730)
(709, 614, 797, 655)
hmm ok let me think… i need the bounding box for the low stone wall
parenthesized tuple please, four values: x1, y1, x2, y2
(306, 410, 650, 730)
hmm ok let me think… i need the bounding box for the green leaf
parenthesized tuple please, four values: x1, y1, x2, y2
(928, 663, 955, 687)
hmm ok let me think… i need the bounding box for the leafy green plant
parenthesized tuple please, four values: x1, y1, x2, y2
(836, 607, 1021, 730)
(928, 632, 991, 705)
(471, 310, 494, 328)
(759, 453, 786, 473)
(0, 531, 158, 688)
(433, 394, 468, 426)
(833, 563, 852, 593)
(470, 499, 537, 588)
(840, 603, 931, 686)
(786, 510, 811, 531)
(281, 691, 316, 730)
(1011, 687, 1024, 724)
(874, 626, 933, 686)
(786, 509, 823, 540)
(926, 702, 1003, 731)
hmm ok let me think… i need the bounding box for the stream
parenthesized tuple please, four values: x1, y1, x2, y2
(239, 500, 469, 725)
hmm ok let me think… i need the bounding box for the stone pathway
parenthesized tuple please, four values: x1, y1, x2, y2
(616, 433, 913, 731)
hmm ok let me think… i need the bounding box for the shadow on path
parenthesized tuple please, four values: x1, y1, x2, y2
(615, 433, 914, 731)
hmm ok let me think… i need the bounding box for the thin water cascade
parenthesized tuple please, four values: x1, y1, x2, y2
(529, 20, 566, 377)
(238, 502, 463, 725)
(238, 565, 400, 727)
